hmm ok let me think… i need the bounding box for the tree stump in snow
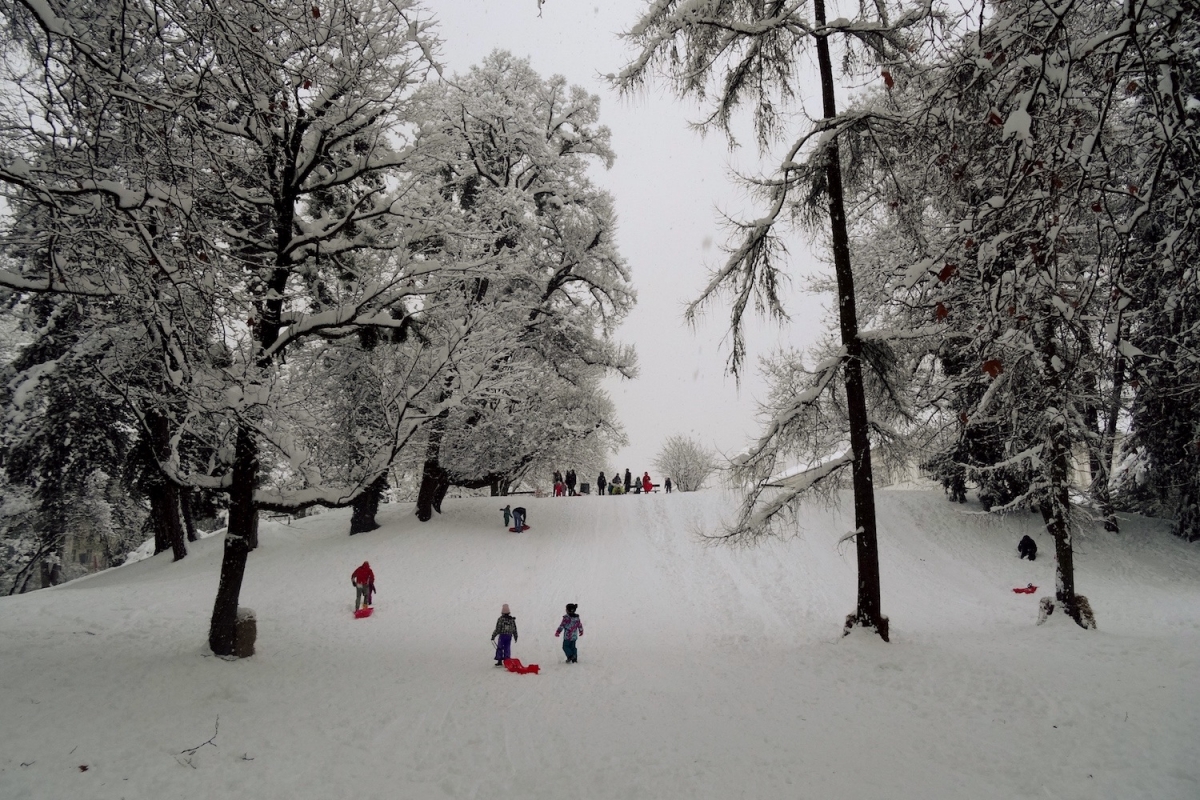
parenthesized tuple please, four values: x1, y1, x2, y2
(234, 607, 257, 658)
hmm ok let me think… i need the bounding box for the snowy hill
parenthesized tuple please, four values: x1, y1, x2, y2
(1, 487, 1198, 799)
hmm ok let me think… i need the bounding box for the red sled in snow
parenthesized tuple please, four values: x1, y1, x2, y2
(509, 525, 530, 532)
(502, 658, 539, 674)
(354, 607, 374, 619)
(1012, 584, 1038, 594)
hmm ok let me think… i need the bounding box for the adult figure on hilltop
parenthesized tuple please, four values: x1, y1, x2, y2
(642, 471, 653, 494)
(566, 469, 577, 496)
(664, 477, 673, 494)
(597, 472, 607, 496)
(624, 468, 632, 493)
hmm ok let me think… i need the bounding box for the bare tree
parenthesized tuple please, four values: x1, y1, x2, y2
(653, 435, 716, 492)
(618, 0, 934, 641)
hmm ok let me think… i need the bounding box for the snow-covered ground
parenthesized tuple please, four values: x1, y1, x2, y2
(1, 486, 1198, 799)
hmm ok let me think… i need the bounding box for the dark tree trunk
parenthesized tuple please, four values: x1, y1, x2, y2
(147, 410, 187, 560)
(1096, 352, 1126, 532)
(180, 489, 198, 542)
(432, 478, 451, 513)
(1171, 423, 1200, 541)
(149, 484, 187, 561)
(416, 410, 450, 522)
(815, 0, 887, 642)
(151, 493, 170, 555)
(1040, 427, 1089, 627)
(350, 473, 389, 535)
(209, 424, 259, 657)
(40, 556, 62, 589)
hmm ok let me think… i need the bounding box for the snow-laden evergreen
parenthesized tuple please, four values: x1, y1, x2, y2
(1, 486, 1197, 799)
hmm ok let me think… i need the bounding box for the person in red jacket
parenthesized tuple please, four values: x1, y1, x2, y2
(351, 561, 375, 610)
(642, 472, 653, 494)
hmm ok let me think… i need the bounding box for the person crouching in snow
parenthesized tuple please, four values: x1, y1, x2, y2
(492, 604, 518, 666)
(555, 603, 584, 663)
(351, 561, 375, 610)
(1018, 534, 1037, 561)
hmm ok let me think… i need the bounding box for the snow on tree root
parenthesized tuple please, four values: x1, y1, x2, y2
(1037, 595, 1097, 629)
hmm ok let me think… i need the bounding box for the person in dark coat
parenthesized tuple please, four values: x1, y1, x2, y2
(624, 469, 632, 493)
(565, 469, 577, 496)
(492, 603, 518, 665)
(664, 477, 673, 494)
(597, 472, 607, 495)
(1018, 535, 1037, 561)
(512, 506, 527, 531)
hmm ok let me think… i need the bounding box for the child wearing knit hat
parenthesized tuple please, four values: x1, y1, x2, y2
(554, 603, 584, 663)
(491, 604, 518, 666)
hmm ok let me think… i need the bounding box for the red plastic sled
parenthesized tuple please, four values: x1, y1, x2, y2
(354, 607, 374, 618)
(1012, 584, 1038, 594)
(502, 658, 539, 674)
(508, 525, 530, 532)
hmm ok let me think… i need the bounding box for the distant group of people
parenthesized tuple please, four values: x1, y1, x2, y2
(552, 469, 579, 496)
(491, 602, 584, 666)
(551, 468, 673, 496)
(595, 469, 671, 495)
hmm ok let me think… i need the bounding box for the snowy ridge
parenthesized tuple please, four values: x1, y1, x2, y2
(1, 487, 1198, 799)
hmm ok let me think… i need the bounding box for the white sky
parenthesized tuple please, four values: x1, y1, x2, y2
(429, 0, 831, 477)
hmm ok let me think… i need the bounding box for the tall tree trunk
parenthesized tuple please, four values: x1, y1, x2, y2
(415, 410, 449, 522)
(350, 473, 389, 535)
(148, 485, 186, 561)
(208, 424, 259, 656)
(814, 0, 887, 642)
(432, 477, 451, 513)
(1040, 421, 1089, 627)
(1096, 351, 1125, 532)
(180, 489, 198, 542)
(151, 494, 170, 555)
(148, 410, 187, 560)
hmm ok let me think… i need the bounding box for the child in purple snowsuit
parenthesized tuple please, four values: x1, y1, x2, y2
(554, 603, 584, 663)
(492, 604, 518, 665)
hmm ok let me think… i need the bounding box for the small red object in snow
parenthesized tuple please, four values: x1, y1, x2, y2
(354, 607, 373, 618)
(502, 658, 539, 674)
(508, 525, 530, 532)
(1012, 584, 1037, 594)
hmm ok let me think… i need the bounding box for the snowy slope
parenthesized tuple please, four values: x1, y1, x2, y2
(1, 487, 1198, 800)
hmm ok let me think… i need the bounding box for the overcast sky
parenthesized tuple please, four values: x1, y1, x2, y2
(429, 0, 831, 477)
